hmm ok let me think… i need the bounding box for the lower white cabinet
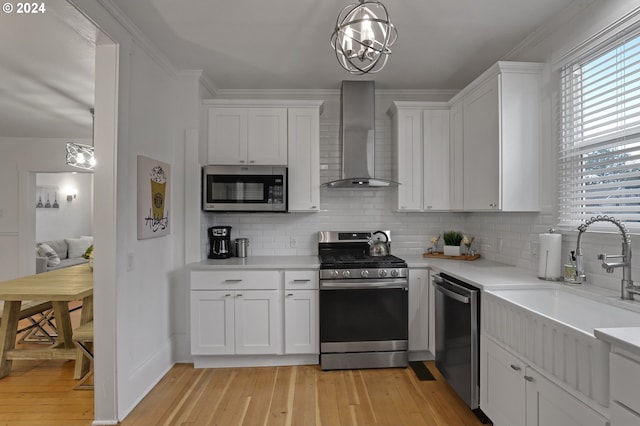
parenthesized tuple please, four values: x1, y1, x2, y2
(481, 335, 607, 426)
(610, 351, 640, 425)
(408, 269, 429, 353)
(284, 270, 319, 354)
(190, 270, 281, 356)
(191, 290, 280, 355)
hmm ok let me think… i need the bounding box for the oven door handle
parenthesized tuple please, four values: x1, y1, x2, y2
(320, 280, 408, 289)
(434, 282, 470, 304)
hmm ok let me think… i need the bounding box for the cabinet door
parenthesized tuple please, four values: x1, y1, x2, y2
(524, 368, 608, 426)
(235, 290, 280, 354)
(284, 290, 319, 354)
(463, 76, 500, 210)
(248, 108, 288, 165)
(423, 109, 450, 210)
(449, 101, 464, 210)
(408, 269, 429, 352)
(208, 107, 248, 165)
(190, 290, 235, 355)
(480, 335, 526, 426)
(395, 109, 423, 211)
(288, 107, 320, 211)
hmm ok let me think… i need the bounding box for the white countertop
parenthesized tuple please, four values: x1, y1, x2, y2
(594, 327, 640, 355)
(191, 255, 320, 270)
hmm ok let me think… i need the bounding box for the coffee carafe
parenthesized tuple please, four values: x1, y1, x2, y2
(208, 226, 232, 259)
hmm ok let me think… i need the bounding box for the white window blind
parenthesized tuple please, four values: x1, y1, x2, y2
(559, 26, 640, 231)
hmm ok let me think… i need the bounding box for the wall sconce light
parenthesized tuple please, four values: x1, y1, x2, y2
(65, 187, 77, 202)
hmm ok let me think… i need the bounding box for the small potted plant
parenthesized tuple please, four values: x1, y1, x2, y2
(443, 231, 463, 256)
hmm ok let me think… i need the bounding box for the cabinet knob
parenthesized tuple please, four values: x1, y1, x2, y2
(286, 293, 294, 297)
(426, 206, 433, 209)
(249, 160, 255, 164)
(524, 376, 534, 382)
(489, 203, 497, 208)
(510, 364, 521, 371)
(239, 160, 246, 163)
(311, 206, 317, 209)
(224, 293, 232, 297)
(236, 293, 243, 297)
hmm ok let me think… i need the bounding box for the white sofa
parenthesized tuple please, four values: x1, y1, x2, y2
(36, 237, 92, 274)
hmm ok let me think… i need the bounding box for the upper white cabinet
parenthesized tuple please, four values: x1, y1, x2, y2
(207, 105, 287, 165)
(450, 62, 543, 211)
(204, 100, 323, 212)
(288, 107, 321, 212)
(388, 102, 450, 212)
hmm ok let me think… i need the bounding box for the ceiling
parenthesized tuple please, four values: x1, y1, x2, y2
(0, 0, 97, 139)
(1, 0, 591, 138)
(110, 0, 582, 91)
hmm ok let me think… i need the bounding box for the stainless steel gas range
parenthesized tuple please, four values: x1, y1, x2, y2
(318, 231, 409, 370)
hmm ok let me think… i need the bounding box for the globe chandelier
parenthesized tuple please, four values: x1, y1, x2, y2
(66, 108, 96, 171)
(330, 0, 397, 75)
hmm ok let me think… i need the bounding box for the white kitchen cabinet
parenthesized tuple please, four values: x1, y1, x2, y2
(283, 270, 319, 354)
(408, 269, 429, 354)
(609, 351, 640, 425)
(287, 106, 322, 212)
(190, 270, 281, 356)
(388, 102, 450, 212)
(206, 104, 287, 165)
(480, 334, 608, 426)
(480, 334, 526, 426)
(450, 62, 543, 211)
(449, 100, 464, 210)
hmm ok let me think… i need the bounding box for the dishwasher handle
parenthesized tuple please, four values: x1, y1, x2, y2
(434, 282, 470, 304)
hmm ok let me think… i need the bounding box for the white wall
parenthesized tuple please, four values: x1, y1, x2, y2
(35, 172, 93, 242)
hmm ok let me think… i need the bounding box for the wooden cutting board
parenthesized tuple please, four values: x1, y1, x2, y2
(422, 252, 481, 261)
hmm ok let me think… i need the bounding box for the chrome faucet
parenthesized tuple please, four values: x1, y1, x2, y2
(574, 215, 637, 300)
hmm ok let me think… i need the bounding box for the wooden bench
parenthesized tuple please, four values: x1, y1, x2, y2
(72, 320, 93, 390)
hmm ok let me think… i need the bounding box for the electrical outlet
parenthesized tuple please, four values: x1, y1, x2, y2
(290, 237, 297, 248)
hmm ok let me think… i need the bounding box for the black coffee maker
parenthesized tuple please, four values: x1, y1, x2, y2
(208, 226, 232, 259)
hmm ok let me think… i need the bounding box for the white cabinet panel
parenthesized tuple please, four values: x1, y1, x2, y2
(610, 401, 640, 426)
(408, 269, 429, 352)
(247, 108, 288, 165)
(423, 109, 450, 210)
(525, 368, 608, 426)
(207, 107, 248, 165)
(191, 290, 234, 355)
(235, 290, 280, 354)
(284, 290, 319, 354)
(288, 107, 321, 211)
(191, 270, 279, 290)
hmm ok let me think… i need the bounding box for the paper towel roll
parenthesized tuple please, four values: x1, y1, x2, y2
(538, 232, 562, 280)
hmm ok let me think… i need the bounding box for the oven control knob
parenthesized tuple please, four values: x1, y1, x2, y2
(360, 270, 369, 278)
(379, 269, 388, 277)
(331, 270, 340, 279)
(342, 270, 351, 278)
(390, 269, 399, 277)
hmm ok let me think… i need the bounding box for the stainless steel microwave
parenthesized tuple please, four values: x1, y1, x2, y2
(202, 165, 287, 212)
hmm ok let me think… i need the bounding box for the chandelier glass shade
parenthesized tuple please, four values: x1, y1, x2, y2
(331, 0, 397, 75)
(66, 108, 95, 171)
(66, 142, 95, 170)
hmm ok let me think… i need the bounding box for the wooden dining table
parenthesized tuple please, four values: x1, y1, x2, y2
(0, 264, 93, 379)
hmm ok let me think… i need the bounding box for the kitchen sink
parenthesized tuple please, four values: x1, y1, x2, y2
(486, 287, 640, 336)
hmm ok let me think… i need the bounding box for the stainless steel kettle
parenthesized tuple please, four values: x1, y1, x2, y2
(369, 230, 390, 257)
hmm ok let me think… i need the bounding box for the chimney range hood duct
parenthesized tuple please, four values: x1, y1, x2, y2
(325, 80, 398, 188)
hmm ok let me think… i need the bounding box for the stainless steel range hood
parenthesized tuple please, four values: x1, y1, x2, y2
(325, 81, 398, 188)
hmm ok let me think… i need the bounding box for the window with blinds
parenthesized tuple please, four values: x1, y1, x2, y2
(559, 26, 640, 231)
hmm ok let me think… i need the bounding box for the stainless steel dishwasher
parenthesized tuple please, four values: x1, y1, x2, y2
(433, 273, 480, 410)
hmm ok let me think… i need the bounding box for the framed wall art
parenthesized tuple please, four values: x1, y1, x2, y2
(137, 155, 170, 239)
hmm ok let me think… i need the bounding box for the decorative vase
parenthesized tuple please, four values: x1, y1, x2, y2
(444, 245, 461, 256)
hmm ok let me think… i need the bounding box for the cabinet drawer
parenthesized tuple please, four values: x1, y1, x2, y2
(611, 352, 640, 414)
(284, 270, 318, 290)
(191, 270, 280, 290)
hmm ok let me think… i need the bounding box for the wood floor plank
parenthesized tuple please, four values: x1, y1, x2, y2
(118, 362, 488, 426)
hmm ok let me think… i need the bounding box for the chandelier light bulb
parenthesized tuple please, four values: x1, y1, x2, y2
(89, 156, 96, 167)
(76, 152, 85, 164)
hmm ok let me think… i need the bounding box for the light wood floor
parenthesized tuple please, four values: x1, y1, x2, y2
(0, 302, 94, 426)
(120, 361, 487, 426)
